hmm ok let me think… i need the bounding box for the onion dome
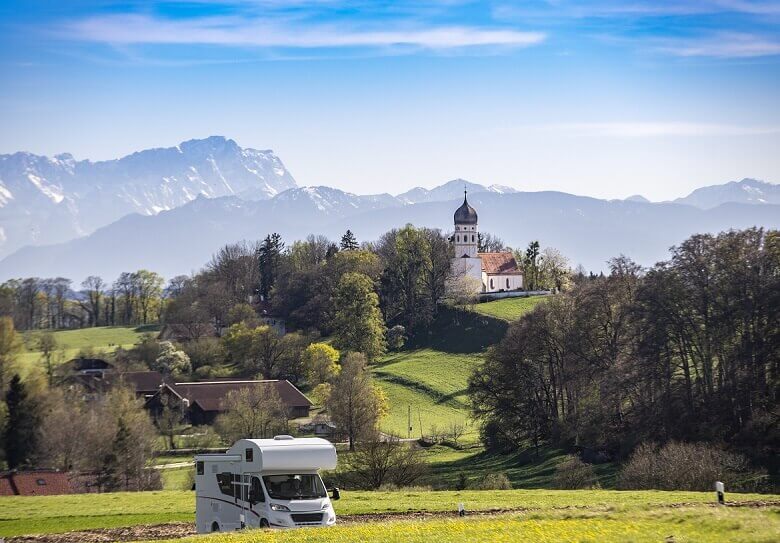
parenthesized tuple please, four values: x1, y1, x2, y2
(454, 191, 478, 225)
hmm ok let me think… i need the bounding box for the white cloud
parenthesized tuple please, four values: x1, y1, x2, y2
(656, 32, 780, 58)
(60, 14, 546, 50)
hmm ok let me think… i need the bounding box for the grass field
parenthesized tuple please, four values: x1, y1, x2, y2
(1, 488, 776, 538)
(471, 296, 548, 322)
(161, 507, 780, 543)
(17, 325, 157, 374)
(372, 349, 481, 439)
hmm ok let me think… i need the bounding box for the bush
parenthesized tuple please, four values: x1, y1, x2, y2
(181, 338, 226, 371)
(552, 455, 598, 489)
(387, 325, 407, 351)
(471, 472, 512, 490)
(341, 434, 427, 490)
(618, 441, 762, 491)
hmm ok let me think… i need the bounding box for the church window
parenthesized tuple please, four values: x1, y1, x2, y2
(456, 235, 460, 242)
(490, 278, 494, 290)
(471, 235, 475, 242)
(506, 278, 510, 289)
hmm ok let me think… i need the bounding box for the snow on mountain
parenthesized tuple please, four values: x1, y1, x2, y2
(0, 137, 296, 258)
(272, 186, 401, 216)
(396, 178, 516, 204)
(673, 178, 779, 209)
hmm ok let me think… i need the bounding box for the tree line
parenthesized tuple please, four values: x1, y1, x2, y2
(0, 270, 165, 330)
(469, 228, 779, 470)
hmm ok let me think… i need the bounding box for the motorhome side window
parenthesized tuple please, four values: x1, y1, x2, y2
(196, 461, 204, 475)
(245, 448, 253, 462)
(216, 472, 234, 497)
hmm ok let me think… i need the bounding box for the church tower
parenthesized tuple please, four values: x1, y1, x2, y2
(453, 190, 478, 257)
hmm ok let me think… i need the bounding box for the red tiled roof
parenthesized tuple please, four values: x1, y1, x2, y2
(479, 252, 523, 275)
(0, 471, 73, 496)
(167, 380, 312, 413)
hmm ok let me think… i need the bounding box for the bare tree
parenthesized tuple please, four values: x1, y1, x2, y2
(81, 276, 105, 327)
(343, 433, 427, 489)
(215, 385, 289, 443)
(326, 353, 386, 451)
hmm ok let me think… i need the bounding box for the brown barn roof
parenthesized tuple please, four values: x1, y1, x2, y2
(110, 371, 165, 393)
(0, 470, 73, 496)
(165, 380, 312, 413)
(479, 252, 523, 275)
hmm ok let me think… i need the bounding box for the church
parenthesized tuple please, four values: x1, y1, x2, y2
(451, 192, 523, 293)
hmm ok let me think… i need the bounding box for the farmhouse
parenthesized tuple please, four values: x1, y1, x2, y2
(451, 191, 523, 293)
(146, 379, 312, 425)
(106, 371, 166, 401)
(0, 470, 74, 496)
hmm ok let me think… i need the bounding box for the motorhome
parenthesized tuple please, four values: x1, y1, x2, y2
(195, 436, 339, 532)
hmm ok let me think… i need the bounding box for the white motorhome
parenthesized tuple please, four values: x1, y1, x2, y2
(195, 436, 339, 532)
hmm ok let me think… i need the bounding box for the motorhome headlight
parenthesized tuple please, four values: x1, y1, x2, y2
(270, 503, 291, 512)
(321, 502, 330, 510)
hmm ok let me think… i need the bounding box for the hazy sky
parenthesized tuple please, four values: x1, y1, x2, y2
(1, 1, 779, 201)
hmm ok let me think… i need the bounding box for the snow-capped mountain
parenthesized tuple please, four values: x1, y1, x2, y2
(396, 178, 517, 204)
(674, 178, 780, 209)
(272, 186, 401, 217)
(0, 136, 297, 258)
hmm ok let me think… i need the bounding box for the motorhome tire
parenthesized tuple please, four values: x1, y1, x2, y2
(211, 522, 220, 532)
(260, 518, 270, 528)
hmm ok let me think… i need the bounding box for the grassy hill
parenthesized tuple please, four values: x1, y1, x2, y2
(371, 296, 564, 486)
(471, 295, 548, 322)
(17, 325, 157, 375)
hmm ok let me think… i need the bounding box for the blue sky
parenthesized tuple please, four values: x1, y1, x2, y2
(1, 1, 779, 200)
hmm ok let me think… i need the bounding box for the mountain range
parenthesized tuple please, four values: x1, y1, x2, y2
(0, 137, 777, 283)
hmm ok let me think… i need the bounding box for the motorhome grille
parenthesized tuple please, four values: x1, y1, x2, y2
(291, 513, 323, 523)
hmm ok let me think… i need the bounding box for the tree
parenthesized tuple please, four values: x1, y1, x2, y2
(258, 233, 284, 300)
(81, 276, 105, 327)
(157, 398, 183, 450)
(36, 386, 160, 490)
(153, 341, 192, 376)
(343, 433, 427, 489)
(227, 303, 258, 326)
(37, 331, 58, 385)
(340, 230, 359, 251)
(386, 325, 407, 351)
(538, 247, 571, 292)
(3, 375, 39, 468)
(301, 343, 340, 386)
(326, 353, 387, 450)
(477, 232, 506, 252)
(215, 385, 289, 443)
(0, 317, 22, 392)
(522, 240, 541, 290)
(135, 270, 164, 324)
(222, 324, 311, 381)
(333, 273, 387, 360)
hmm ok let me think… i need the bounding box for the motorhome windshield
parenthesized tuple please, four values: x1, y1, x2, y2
(262, 474, 326, 500)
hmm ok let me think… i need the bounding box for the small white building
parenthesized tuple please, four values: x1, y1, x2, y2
(451, 192, 524, 293)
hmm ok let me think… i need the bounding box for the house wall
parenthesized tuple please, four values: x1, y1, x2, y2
(483, 273, 524, 293)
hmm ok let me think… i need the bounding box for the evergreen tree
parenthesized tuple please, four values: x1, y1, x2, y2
(3, 374, 39, 469)
(258, 233, 284, 300)
(333, 272, 387, 360)
(340, 230, 359, 251)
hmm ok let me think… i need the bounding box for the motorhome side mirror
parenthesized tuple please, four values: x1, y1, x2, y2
(331, 487, 340, 500)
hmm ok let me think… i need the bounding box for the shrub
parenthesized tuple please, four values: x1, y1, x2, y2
(387, 325, 407, 351)
(471, 472, 512, 490)
(552, 455, 598, 489)
(341, 434, 427, 490)
(181, 338, 226, 371)
(618, 441, 761, 491)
